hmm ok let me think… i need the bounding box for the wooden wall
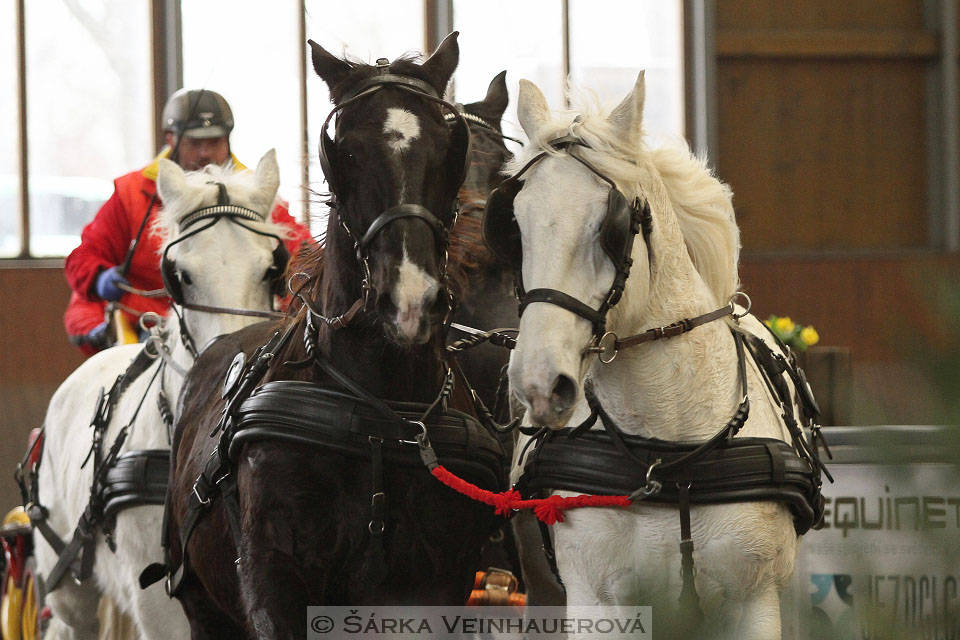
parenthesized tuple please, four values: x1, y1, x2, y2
(713, 0, 959, 426)
(0, 265, 84, 511)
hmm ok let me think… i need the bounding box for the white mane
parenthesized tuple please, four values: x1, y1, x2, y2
(153, 162, 291, 251)
(507, 93, 740, 306)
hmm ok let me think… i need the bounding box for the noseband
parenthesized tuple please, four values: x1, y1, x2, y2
(319, 59, 471, 305)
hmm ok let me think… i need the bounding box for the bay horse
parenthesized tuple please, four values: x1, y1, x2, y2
(489, 74, 827, 638)
(447, 73, 566, 607)
(165, 33, 504, 639)
(33, 151, 289, 640)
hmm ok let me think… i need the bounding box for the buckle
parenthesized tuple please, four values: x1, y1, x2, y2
(191, 480, 211, 507)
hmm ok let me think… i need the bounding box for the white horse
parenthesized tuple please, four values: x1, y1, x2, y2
(35, 150, 288, 640)
(506, 74, 814, 639)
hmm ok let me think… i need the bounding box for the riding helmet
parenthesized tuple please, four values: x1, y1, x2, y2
(161, 88, 234, 139)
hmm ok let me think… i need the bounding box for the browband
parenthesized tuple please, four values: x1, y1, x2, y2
(177, 205, 265, 231)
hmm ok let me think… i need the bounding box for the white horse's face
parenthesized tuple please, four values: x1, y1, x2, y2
(508, 75, 647, 428)
(157, 150, 283, 348)
(509, 157, 616, 426)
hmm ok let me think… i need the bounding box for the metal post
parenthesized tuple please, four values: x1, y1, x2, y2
(16, 0, 28, 258)
(151, 0, 182, 153)
(424, 0, 453, 55)
(299, 0, 311, 229)
(684, 0, 717, 164)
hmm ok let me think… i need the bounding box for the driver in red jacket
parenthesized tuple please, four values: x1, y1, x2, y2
(64, 88, 311, 355)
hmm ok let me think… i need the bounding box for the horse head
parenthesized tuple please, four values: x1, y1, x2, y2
(489, 73, 654, 428)
(155, 149, 288, 348)
(309, 33, 468, 346)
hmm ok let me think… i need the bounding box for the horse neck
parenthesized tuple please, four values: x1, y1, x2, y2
(326, 327, 447, 403)
(589, 168, 740, 441)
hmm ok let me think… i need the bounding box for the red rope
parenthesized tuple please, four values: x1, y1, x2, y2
(431, 465, 632, 525)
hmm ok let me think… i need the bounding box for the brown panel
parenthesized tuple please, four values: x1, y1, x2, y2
(717, 59, 928, 251)
(0, 267, 84, 511)
(716, 29, 938, 59)
(739, 254, 960, 425)
(717, 0, 925, 30)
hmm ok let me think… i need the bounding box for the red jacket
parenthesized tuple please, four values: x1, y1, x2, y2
(64, 152, 312, 353)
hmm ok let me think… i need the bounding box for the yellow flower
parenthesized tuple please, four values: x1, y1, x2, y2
(774, 317, 795, 335)
(800, 326, 819, 346)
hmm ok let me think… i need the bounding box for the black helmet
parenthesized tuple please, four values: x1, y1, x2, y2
(161, 88, 234, 139)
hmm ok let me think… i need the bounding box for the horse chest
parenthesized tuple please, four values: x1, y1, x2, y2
(553, 501, 799, 603)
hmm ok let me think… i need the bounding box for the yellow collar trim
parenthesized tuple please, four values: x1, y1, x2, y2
(141, 147, 248, 181)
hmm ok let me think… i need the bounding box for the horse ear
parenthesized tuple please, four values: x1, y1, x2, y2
(517, 79, 550, 139)
(421, 31, 459, 96)
(156, 158, 187, 207)
(253, 149, 280, 213)
(309, 39, 352, 91)
(481, 70, 509, 122)
(608, 70, 645, 142)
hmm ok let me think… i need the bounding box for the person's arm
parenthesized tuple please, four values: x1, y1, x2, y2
(64, 187, 133, 301)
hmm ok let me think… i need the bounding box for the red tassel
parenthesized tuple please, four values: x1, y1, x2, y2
(493, 489, 521, 516)
(534, 496, 567, 525)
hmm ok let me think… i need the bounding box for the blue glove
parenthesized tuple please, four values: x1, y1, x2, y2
(95, 266, 129, 301)
(86, 320, 111, 351)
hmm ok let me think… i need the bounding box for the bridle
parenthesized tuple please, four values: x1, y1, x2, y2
(159, 183, 288, 357)
(483, 134, 652, 351)
(318, 58, 471, 309)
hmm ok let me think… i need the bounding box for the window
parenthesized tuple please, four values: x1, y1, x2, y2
(304, 0, 425, 230)
(0, 0, 18, 257)
(569, 0, 683, 142)
(453, 0, 564, 143)
(182, 0, 304, 225)
(451, 0, 683, 144)
(24, 0, 151, 257)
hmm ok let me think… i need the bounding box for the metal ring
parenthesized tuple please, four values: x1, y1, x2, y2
(597, 331, 619, 364)
(287, 271, 312, 297)
(142, 335, 162, 360)
(646, 458, 662, 486)
(729, 292, 752, 319)
(139, 312, 162, 332)
(368, 520, 385, 535)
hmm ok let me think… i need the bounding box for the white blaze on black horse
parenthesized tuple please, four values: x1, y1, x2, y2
(165, 33, 510, 639)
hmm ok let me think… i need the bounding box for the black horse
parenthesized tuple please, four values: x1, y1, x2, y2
(165, 34, 506, 639)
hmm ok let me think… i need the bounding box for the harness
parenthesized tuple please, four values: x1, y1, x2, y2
(152, 316, 507, 596)
(471, 130, 833, 622)
(515, 326, 831, 617)
(19, 346, 170, 592)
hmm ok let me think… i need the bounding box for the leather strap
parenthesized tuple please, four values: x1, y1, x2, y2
(359, 437, 387, 586)
(520, 288, 605, 328)
(358, 204, 447, 250)
(613, 304, 734, 351)
(676, 482, 704, 624)
(340, 73, 439, 102)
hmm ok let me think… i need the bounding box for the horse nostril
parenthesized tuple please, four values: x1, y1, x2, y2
(376, 293, 397, 319)
(550, 374, 578, 413)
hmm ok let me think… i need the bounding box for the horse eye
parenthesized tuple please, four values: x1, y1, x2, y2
(179, 271, 193, 286)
